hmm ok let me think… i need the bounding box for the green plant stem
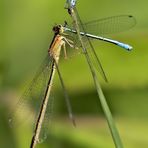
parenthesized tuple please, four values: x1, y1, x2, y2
(67, 5, 123, 148)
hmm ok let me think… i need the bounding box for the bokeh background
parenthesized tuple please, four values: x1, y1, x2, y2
(0, 0, 148, 147)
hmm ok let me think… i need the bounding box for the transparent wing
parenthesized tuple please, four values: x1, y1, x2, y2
(38, 95, 55, 143)
(64, 32, 107, 82)
(69, 8, 108, 82)
(65, 15, 136, 49)
(83, 15, 136, 35)
(65, 14, 136, 81)
(9, 55, 54, 128)
(54, 59, 76, 126)
(38, 59, 76, 143)
(64, 31, 89, 49)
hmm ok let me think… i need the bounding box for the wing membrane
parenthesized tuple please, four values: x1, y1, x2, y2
(9, 55, 53, 128)
(83, 15, 136, 35)
(72, 8, 108, 81)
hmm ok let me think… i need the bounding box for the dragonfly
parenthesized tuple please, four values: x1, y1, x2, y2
(9, 2, 136, 148)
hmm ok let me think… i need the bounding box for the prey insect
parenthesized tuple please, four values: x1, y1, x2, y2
(29, 24, 76, 148)
(9, 24, 76, 148)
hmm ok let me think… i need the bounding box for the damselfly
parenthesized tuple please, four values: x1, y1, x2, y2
(64, 14, 136, 81)
(9, 24, 76, 148)
(65, 0, 136, 148)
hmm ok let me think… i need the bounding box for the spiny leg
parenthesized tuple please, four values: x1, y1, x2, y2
(62, 41, 68, 59)
(63, 37, 74, 48)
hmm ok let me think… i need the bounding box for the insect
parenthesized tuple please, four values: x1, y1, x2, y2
(9, 24, 76, 148)
(64, 0, 135, 147)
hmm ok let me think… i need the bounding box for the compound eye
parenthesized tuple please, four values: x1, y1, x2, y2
(58, 25, 62, 28)
(52, 26, 56, 31)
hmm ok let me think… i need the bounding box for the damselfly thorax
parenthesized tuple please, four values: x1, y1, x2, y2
(48, 25, 74, 61)
(49, 35, 65, 60)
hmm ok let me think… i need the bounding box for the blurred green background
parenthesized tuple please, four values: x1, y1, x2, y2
(0, 0, 148, 147)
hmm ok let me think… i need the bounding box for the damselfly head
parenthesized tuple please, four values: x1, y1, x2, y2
(52, 24, 64, 34)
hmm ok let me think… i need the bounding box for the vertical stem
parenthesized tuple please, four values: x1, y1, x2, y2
(30, 60, 57, 148)
(69, 8, 123, 148)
